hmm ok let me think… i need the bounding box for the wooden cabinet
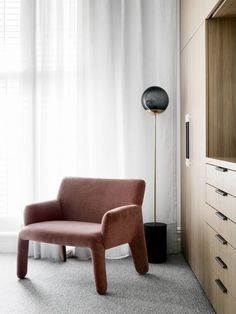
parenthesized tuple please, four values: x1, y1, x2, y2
(206, 17, 236, 161)
(205, 160, 236, 313)
(181, 23, 206, 283)
(181, 0, 236, 313)
(206, 184, 236, 223)
(204, 255, 236, 314)
(206, 164, 236, 196)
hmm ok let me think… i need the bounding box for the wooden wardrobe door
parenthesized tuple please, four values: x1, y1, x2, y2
(181, 23, 206, 284)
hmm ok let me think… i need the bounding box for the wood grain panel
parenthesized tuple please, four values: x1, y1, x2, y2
(204, 264, 236, 314)
(206, 163, 236, 196)
(213, 0, 236, 17)
(205, 223, 236, 309)
(207, 18, 236, 159)
(205, 203, 236, 251)
(206, 184, 236, 223)
(181, 24, 206, 284)
(205, 204, 230, 243)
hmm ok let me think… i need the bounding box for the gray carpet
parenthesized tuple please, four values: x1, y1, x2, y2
(0, 254, 214, 314)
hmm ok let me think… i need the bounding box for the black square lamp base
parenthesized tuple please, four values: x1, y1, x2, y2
(144, 222, 167, 263)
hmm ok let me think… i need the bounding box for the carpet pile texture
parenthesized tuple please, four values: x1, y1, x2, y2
(0, 254, 214, 314)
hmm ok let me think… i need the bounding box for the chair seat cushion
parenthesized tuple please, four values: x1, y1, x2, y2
(19, 220, 102, 248)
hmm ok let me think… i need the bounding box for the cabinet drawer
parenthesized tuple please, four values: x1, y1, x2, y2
(206, 184, 236, 224)
(205, 204, 230, 243)
(205, 224, 236, 301)
(205, 204, 236, 249)
(206, 164, 236, 197)
(204, 269, 236, 314)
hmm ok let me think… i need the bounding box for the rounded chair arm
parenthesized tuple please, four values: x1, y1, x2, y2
(101, 204, 143, 249)
(24, 200, 63, 226)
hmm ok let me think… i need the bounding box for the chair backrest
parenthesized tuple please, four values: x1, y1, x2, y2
(58, 177, 145, 223)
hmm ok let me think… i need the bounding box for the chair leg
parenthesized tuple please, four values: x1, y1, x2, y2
(59, 245, 67, 262)
(17, 237, 29, 279)
(91, 245, 107, 295)
(129, 226, 149, 275)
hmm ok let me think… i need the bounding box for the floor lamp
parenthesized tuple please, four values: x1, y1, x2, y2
(141, 86, 169, 263)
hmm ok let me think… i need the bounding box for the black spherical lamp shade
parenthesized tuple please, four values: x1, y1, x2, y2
(142, 86, 169, 113)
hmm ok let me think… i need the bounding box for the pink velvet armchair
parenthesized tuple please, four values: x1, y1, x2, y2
(17, 177, 149, 294)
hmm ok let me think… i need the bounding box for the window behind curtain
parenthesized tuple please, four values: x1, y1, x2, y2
(0, 0, 24, 218)
(0, 0, 82, 220)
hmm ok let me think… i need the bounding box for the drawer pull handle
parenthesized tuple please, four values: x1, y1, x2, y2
(215, 189, 228, 197)
(215, 166, 228, 172)
(215, 279, 227, 293)
(215, 211, 228, 221)
(215, 256, 227, 269)
(215, 234, 227, 245)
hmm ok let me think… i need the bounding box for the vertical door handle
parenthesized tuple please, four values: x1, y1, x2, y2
(185, 114, 190, 166)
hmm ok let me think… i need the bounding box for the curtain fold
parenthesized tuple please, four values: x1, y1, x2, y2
(18, 0, 178, 259)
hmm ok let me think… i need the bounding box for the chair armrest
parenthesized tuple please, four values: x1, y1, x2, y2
(101, 204, 143, 249)
(24, 200, 63, 225)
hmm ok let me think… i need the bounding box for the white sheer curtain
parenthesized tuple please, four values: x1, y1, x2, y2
(0, 0, 178, 256)
(0, 0, 33, 221)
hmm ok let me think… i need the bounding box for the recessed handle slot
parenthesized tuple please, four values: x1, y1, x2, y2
(215, 211, 228, 221)
(186, 121, 189, 160)
(215, 279, 227, 293)
(215, 166, 228, 172)
(215, 234, 227, 245)
(215, 189, 228, 197)
(215, 256, 227, 269)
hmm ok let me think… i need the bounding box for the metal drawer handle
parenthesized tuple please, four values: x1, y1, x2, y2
(215, 189, 228, 197)
(215, 234, 227, 245)
(215, 166, 228, 172)
(215, 211, 228, 221)
(215, 256, 227, 269)
(215, 279, 227, 293)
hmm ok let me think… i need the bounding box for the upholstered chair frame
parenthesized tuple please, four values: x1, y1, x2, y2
(17, 177, 149, 294)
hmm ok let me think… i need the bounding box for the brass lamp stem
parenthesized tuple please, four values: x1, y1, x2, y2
(154, 113, 157, 224)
